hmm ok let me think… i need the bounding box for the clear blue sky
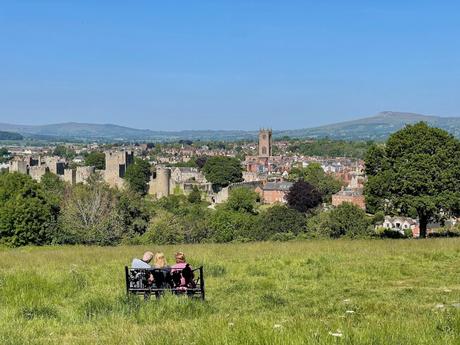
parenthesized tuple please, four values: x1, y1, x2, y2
(0, 1, 459, 131)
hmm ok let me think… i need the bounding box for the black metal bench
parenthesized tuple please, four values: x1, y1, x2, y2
(125, 265, 205, 300)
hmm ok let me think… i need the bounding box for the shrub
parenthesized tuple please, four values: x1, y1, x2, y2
(256, 205, 306, 240)
(286, 180, 322, 213)
(58, 181, 124, 245)
(270, 232, 296, 242)
(0, 173, 59, 247)
(208, 208, 257, 242)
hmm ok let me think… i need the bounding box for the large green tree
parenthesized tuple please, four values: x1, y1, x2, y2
(288, 163, 342, 201)
(0, 173, 59, 246)
(85, 151, 106, 170)
(286, 180, 323, 213)
(225, 187, 259, 214)
(256, 205, 306, 240)
(365, 122, 460, 238)
(124, 158, 152, 195)
(202, 156, 243, 189)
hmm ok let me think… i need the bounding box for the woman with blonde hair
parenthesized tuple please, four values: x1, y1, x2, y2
(153, 252, 170, 272)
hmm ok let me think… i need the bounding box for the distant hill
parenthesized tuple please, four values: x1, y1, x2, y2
(1, 111, 459, 141)
(0, 130, 23, 141)
(277, 111, 460, 140)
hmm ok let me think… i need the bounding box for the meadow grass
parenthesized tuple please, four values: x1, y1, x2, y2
(0, 239, 459, 344)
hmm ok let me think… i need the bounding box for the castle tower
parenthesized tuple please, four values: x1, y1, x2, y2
(104, 150, 134, 188)
(155, 167, 171, 198)
(258, 128, 272, 157)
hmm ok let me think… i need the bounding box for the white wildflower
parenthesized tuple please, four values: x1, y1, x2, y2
(329, 331, 343, 337)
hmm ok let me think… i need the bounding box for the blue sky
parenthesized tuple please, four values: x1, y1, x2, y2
(0, 1, 459, 130)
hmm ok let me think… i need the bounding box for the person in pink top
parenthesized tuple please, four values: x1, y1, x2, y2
(171, 252, 192, 287)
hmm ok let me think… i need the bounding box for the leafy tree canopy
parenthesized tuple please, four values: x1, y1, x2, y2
(288, 163, 343, 201)
(124, 158, 152, 196)
(0, 172, 59, 247)
(364, 122, 460, 237)
(286, 180, 323, 213)
(85, 151, 106, 170)
(225, 187, 259, 214)
(202, 156, 243, 188)
(256, 205, 306, 240)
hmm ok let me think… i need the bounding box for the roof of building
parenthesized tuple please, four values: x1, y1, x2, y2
(263, 181, 293, 191)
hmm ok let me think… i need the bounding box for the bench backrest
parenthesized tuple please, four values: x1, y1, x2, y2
(125, 266, 204, 293)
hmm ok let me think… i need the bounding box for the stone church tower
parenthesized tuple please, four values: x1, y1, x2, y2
(258, 128, 272, 157)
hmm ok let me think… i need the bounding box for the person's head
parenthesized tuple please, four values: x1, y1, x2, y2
(154, 252, 167, 268)
(175, 251, 186, 264)
(142, 251, 154, 263)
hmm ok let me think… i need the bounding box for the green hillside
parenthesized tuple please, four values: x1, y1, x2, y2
(0, 240, 459, 344)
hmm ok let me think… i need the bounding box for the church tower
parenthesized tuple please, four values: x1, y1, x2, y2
(258, 128, 272, 157)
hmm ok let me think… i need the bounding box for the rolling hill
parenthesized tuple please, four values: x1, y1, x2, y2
(1, 111, 459, 141)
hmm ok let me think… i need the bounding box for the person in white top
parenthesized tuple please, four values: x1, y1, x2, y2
(131, 251, 154, 268)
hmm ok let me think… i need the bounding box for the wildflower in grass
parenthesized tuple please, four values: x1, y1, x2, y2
(329, 331, 343, 337)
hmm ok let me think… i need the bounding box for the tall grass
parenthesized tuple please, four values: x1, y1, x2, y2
(0, 239, 459, 344)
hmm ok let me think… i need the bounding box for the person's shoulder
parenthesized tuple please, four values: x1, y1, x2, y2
(131, 258, 151, 268)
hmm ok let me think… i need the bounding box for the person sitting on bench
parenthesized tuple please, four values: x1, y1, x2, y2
(131, 251, 154, 284)
(171, 252, 193, 287)
(153, 252, 170, 273)
(131, 251, 154, 268)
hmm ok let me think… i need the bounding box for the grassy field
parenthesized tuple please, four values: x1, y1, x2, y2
(0, 239, 459, 345)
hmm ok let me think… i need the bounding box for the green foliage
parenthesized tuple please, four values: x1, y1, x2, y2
(57, 181, 124, 245)
(202, 156, 243, 188)
(124, 158, 151, 196)
(365, 122, 460, 237)
(142, 204, 211, 244)
(288, 139, 373, 158)
(117, 190, 150, 237)
(40, 171, 66, 204)
(326, 203, 372, 238)
(52, 145, 76, 159)
(256, 205, 306, 240)
(288, 163, 343, 201)
(208, 208, 257, 242)
(307, 203, 371, 238)
(84, 151, 106, 169)
(143, 211, 185, 244)
(0, 147, 10, 163)
(286, 180, 323, 213)
(0, 172, 59, 247)
(225, 188, 259, 214)
(187, 186, 202, 204)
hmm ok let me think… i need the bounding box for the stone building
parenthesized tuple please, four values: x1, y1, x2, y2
(331, 187, 366, 210)
(28, 165, 48, 182)
(331, 175, 366, 210)
(258, 128, 272, 157)
(256, 181, 293, 204)
(149, 166, 213, 199)
(103, 150, 134, 188)
(43, 156, 66, 175)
